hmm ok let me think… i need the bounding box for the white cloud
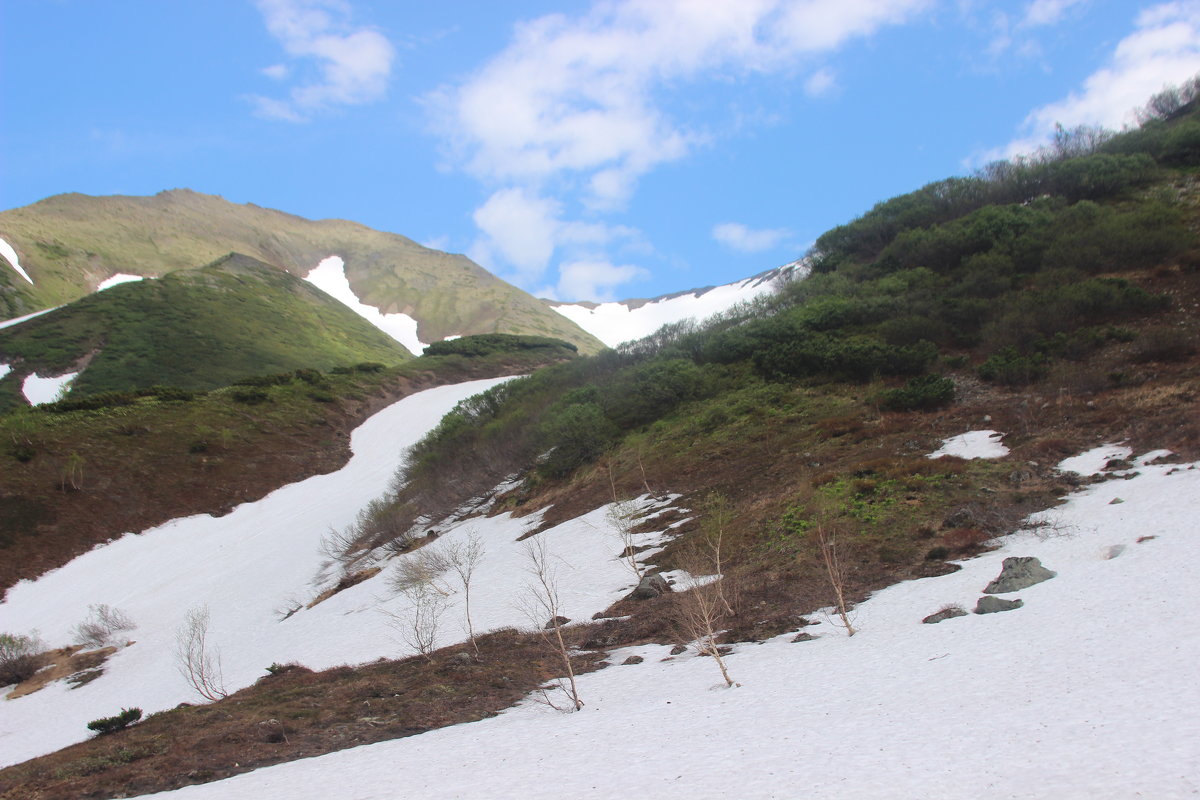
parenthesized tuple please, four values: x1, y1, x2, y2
(472, 188, 562, 279)
(804, 66, 837, 96)
(711, 222, 791, 253)
(554, 259, 650, 302)
(990, 1, 1200, 160)
(430, 0, 931, 298)
(1021, 0, 1088, 28)
(249, 0, 394, 122)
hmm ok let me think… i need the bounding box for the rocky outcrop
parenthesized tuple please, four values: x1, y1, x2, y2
(983, 556, 1056, 594)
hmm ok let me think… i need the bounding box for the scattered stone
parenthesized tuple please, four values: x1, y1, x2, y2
(1101, 545, 1126, 560)
(974, 596, 1024, 614)
(983, 556, 1056, 594)
(922, 606, 968, 624)
(1109, 497, 1124, 505)
(626, 572, 672, 601)
(669, 644, 687, 655)
(1008, 469, 1035, 485)
(447, 652, 474, 666)
(790, 632, 818, 643)
(1137, 535, 1157, 544)
(544, 615, 571, 629)
(621, 655, 644, 665)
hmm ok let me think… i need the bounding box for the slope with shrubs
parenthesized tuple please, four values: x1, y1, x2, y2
(0, 253, 415, 408)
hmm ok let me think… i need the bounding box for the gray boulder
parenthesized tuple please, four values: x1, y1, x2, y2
(627, 572, 672, 600)
(983, 556, 1056, 594)
(974, 596, 1024, 614)
(544, 615, 571, 629)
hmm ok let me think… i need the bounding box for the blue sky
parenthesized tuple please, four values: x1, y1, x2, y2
(3, 1, 1200, 302)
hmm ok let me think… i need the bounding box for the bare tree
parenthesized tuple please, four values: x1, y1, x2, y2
(814, 520, 856, 637)
(388, 545, 454, 596)
(522, 538, 584, 711)
(73, 604, 136, 648)
(175, 606, 227, 701)
(671, 499, 739, 688)
(444, 532, 485, 657)
(384, 584, 449, 661)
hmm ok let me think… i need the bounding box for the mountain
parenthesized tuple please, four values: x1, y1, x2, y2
(0, 253, 413, 407)
(0, 189, 603, 353)
(546, 260, 804, 348)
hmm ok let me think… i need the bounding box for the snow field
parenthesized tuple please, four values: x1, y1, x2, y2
(0, 307, 60, 330)
(304, 256, 428, 355)
(139, 449, 1200, 799)
(0, 378, 683, 768)
(927, 429, 1009, 460)
(96, 273, 145, 291)
(20, 371, 78, 405)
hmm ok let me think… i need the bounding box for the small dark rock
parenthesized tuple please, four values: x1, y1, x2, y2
(922, 606, 968, 624)
(974, 596, 1024, 614)
(791, 632, 818, 643)
(1109, 497, 1124, 505)
(447, 651, 474, 666)
(1104, 458, 1132, 471)
(983, 556, 1056, 594)
(621, 655, 644, 665)
(669, 644, 687, 655)
(544, 615, 571, 629)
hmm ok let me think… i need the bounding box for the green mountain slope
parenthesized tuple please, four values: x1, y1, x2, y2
(0, 189, 602, 352)
(0, 253, 411, 403)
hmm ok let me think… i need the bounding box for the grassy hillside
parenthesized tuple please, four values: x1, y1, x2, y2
(0, 254, 413, 407)
(0, 189, 603, 352)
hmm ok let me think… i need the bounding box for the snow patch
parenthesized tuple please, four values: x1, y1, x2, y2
(1057, 443, 1133, 475)
(0, 307, 60, 330)
(96, 273, 145, 291)
(0, 363, 10, 381)
(927, 430, 1009, 460)
(135, 452, 1200, 800)
(551, 260, 805, 348)
(0, 237, 34, 284)
(21, 372, 78, 406)
(304, 256, 427, 355)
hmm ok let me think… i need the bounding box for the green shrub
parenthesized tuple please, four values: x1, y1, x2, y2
(978, 348, 1049, 386)
(538, 402, 618, 478)
(879, 375, 956, 411)
(1130, 327, 1196, 363)
(232, 373, 294, 387)
(86, 707, 142, 736)
(293, 368, 325, 384)
(230, 387, 270, 404)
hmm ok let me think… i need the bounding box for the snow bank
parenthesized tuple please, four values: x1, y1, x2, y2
(97, 273, 145, 291)
(551, 261, 804, 348)
(0, 378, 678, 767)
(0, 237, 34, 284)
(927, 430, 1009, 460)
(0, 364, 10, 381)
(138, 454, 1200, 799)
(21, 372, 78, 405)
(1057, 443, 1133, 475)
(304, 256, 427, 355)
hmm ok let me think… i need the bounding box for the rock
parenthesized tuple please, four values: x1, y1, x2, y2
(1101, 544, 1126, 560)
(974, 596, 1024, 614)
(621, 655, 644, 665)
(1109, 497, 1124, 505)
(922, 606, 968, 624)
(544, 615, 571, 629)
(1104, 458, 1132, 471)
(626, 572, 672, 601)
(669, 644, 687, 655)
(447, 651, 474, 666)
(790, 632, 818, 643)
(943, 507, 978, 529)
(1008, 469, 1035, 485)
(983, 556, 1056, 594)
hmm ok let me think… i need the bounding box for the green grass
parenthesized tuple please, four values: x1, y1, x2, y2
(0, 254, 411, 403)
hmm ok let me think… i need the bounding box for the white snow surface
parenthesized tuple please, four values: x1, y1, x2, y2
(304, 256, 427, 355)
(551, 261, 804, 348)
(927, 430, 1009, 460)
(0, 307, 59, 330)
(1057, 443, 1134, 475)
(96, 273, 145, 291)
(21, 372, 78, 405)
(0, 364, 9, 381)
(0, 237, 34, 284)
(140, 454, 1200, 800)
(0, 377, 681, 768)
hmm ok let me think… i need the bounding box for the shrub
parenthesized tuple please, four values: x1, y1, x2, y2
(232, 373, 293, 387)
(0, 632, 47, 686)
(978, 348, 1048, 386)
(879, 375, 955, 411)
(1130, 327, 1196, 363)
(230, 387, 270, 404)
(73, 604, 136, 648)
(539, 402, 618, 478)
(86, 707, 142, 735)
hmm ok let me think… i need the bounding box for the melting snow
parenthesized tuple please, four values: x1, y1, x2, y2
(1057, 444, 1134, 476)
(0, 307, 60, 330)
(137, 453, 1200, 800)
(21, 372, 78, 406)
(97, 273, 145, 291)
(304, 256, 427, 356)
(927, 430, 1009, 460)
(0, 237, 33, 284)
(0, 364, 10, 381)
(0, 378, 679, 767)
